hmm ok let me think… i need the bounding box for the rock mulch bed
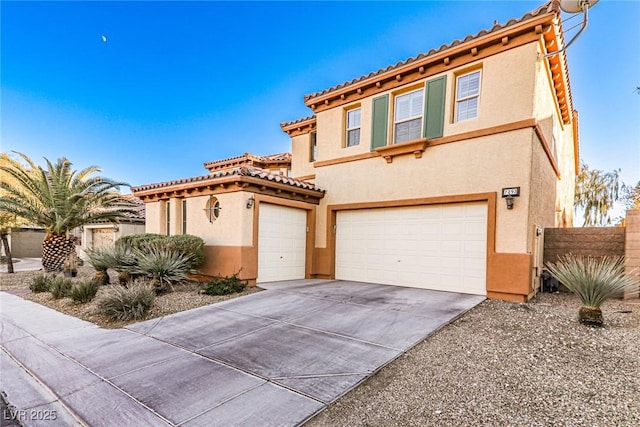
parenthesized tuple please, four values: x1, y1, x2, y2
(0, 267, 261, 329)
(309, 293, 640, 426)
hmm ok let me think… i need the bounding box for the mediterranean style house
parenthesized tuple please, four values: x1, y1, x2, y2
(133, 1, 577, 302)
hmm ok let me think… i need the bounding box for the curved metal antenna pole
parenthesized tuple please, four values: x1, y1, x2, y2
(545, 3, 589, 58)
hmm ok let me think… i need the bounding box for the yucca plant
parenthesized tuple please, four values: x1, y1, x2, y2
(97, 280, 155, 321)
(69, 279, 100, 303)
(546, 255, 639, 326)
(133, 245, 193, 294)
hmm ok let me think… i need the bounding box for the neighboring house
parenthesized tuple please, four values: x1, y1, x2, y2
(73, 196, 146, 258)
(133, 2, 577, 302)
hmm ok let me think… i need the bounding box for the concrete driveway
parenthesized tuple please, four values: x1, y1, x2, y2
(0, 280, 484, 426)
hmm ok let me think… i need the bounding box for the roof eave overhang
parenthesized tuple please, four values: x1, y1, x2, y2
(280, 116, 317, 137)
(133, 175, 324, 205)
(303, 12, 558, 114)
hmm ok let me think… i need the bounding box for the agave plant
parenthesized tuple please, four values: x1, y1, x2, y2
(110, 243, 138, 285)
(546, 255, 639, 326)
(133, 245, 193, 294)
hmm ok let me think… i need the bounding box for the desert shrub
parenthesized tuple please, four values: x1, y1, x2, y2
(202, 271, 247, 296)
(30, 274, 52, 293)
(49, 275, 73, 299)
(165, 235, 205, 269)
(97, 280, 155, 321)
(546, 255, 639, 325)
(69, 279, 100, 303)
(133, 245, 193, 294)
(116, 233, 165, 251)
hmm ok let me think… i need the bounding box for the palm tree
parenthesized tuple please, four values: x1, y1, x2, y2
(0, 152, 136, 272)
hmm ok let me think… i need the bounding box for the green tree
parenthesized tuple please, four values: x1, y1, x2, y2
(620, 180, 640, 211)
(574, 162, 620, 226)
(0, 152, 136, 272)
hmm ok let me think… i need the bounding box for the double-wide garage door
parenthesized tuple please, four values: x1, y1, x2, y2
(336, 203, 487, 295)
(257, 204, 307, 283)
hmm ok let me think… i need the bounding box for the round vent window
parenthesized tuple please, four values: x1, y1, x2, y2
(203, 196, 221, 222)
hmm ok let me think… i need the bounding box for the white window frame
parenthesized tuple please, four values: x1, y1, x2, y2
(345, 107, 361, 147)
(393, 88, 424, 144)
(455, 70, 481, 122)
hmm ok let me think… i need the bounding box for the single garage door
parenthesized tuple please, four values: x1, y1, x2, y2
(335, 203, 487, 295)
(257, 203, 307, 283)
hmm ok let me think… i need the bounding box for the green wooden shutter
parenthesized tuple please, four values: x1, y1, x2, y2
(423, 76, 447, 139)
(371, 94, 389, 150)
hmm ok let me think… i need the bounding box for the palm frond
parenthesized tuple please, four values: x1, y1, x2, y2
(0, 152, 137, 235)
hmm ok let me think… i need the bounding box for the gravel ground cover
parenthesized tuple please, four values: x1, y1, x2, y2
(0, 267, 261, 328)
(310, 293, 640, 427)
(2, 268, 638, 425)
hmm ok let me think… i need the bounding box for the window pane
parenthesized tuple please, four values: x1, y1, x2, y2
(347, 108, 361, 128)
(457, 71, 480, 99)
(456, 97, 478, 121)
(347, 128, 360, 146)
(395, 90, 423, 121)
(394, 118, 422, 144)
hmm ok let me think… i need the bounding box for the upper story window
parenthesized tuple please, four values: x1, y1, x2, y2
(394, 89, 423, 144)
(455, 70, 481, 121)
(309, 132, 317, 162)
(346, 108, 361, 147)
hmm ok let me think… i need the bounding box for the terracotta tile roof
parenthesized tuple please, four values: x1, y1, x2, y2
(88, 195, 145, 223)
(131, 166, 324, 194)
(280, 115, 316, 129)
(203, 152, 292, 170)
(303, 1, 559, 103)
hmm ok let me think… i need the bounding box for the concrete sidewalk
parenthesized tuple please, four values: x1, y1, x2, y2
(1, 281, 484, 426)
(0, 258, 43, 273)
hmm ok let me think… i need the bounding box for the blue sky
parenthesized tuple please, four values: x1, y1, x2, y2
(2, 0, 639, 201)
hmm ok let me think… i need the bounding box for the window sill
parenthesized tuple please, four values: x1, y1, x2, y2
(375, 139, 428, 163)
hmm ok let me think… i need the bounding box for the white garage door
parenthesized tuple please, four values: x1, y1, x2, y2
(257, 203, 307, 283)
(335, 203, 487, 295)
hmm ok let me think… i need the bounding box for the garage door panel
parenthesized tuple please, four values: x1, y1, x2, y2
(257, 204, 307, 283)
(336, 203, 487, 295)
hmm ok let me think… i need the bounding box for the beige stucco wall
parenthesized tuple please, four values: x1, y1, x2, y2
(145, 202, 162, 234)
(313, 128, 535, 254)
(526, 130, 559, 289)
(145, 192, 254, 246)
(532, 41, 576, 227)
(291, 133, 316, 178)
